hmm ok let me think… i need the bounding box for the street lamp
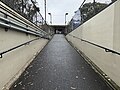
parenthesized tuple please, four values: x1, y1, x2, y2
(65, 13, 68, 25)
(48, 13, 52, 24)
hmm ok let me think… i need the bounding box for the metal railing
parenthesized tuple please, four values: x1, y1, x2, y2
(80, 0, 117, 24)
(0, 1, 48, 37)
(0, 16, 42, 36)
(0, 38, 39, 58)
(0, 0, 45, 26)
(0, 1, 50, 58)
(69, 34, 120, 56)
(67, 0, 117, 33)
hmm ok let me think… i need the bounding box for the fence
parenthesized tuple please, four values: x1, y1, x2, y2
(67, 0, 116, 33)
(0, 0, 45, 27)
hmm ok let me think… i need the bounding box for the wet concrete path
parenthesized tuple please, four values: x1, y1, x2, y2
(10, 34, 111, 90)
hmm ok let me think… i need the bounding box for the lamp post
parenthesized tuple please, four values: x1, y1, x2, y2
(65, 13, 68, 34)
(48, 13, 52, 24)
(65, 13, 68, 25)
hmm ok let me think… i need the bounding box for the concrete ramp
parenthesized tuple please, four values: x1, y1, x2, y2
(10, 34, 111, 90)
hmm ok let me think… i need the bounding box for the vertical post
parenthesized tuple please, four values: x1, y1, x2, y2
(79, 8, 82, 23)
(22, 0, 24, 13)
(38, 12, 44, 25)
(42, 17, 43, 25)
(48, 13, 52, 24)
(65, 14, 66, 25)
(50, 14, 52, 24)
(65, 13, 68, 25)
(65, 13, 68, 34)
(44, 0, 46, 24)
(93, 0, 96, 14)
(36, 12, 37, 25)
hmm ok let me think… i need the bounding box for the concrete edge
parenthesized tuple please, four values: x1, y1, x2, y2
(2, 39, 50, 90)
(65, 36, 120, 90)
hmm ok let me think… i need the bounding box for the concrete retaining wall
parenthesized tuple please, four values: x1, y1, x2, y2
(0, 27, 48, 90)
(0, 1, 49, 90)
(66, 0, 120, 88)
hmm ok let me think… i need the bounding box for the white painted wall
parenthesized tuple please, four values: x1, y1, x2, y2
(66, 0, 120, 87)
(0, 2, 49, 90)
(0, 37, 48, 90)
(113, 1, 120, 52)
(0, 27, 48, 90)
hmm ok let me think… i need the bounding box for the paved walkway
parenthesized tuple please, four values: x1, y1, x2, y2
(10, 34, 111, 90)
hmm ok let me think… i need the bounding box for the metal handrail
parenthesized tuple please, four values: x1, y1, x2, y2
(0, 0, 45, 28)
(69, 34, 120, 56)
(0, 20, 39, 36)
(0, 16, 42, 36)
(0, 1, 44, 32)
(0, 38, 39, 58)
(0, 1, 47, 36)
(0, 4, 38, 32)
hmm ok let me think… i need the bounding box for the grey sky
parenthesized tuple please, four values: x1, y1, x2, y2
(36, 0, 111, 25)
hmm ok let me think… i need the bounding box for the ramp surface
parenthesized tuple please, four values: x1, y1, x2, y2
(10, 34, 111, 90)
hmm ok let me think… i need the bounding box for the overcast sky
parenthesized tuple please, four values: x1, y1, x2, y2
(36, 0, 111, 25)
